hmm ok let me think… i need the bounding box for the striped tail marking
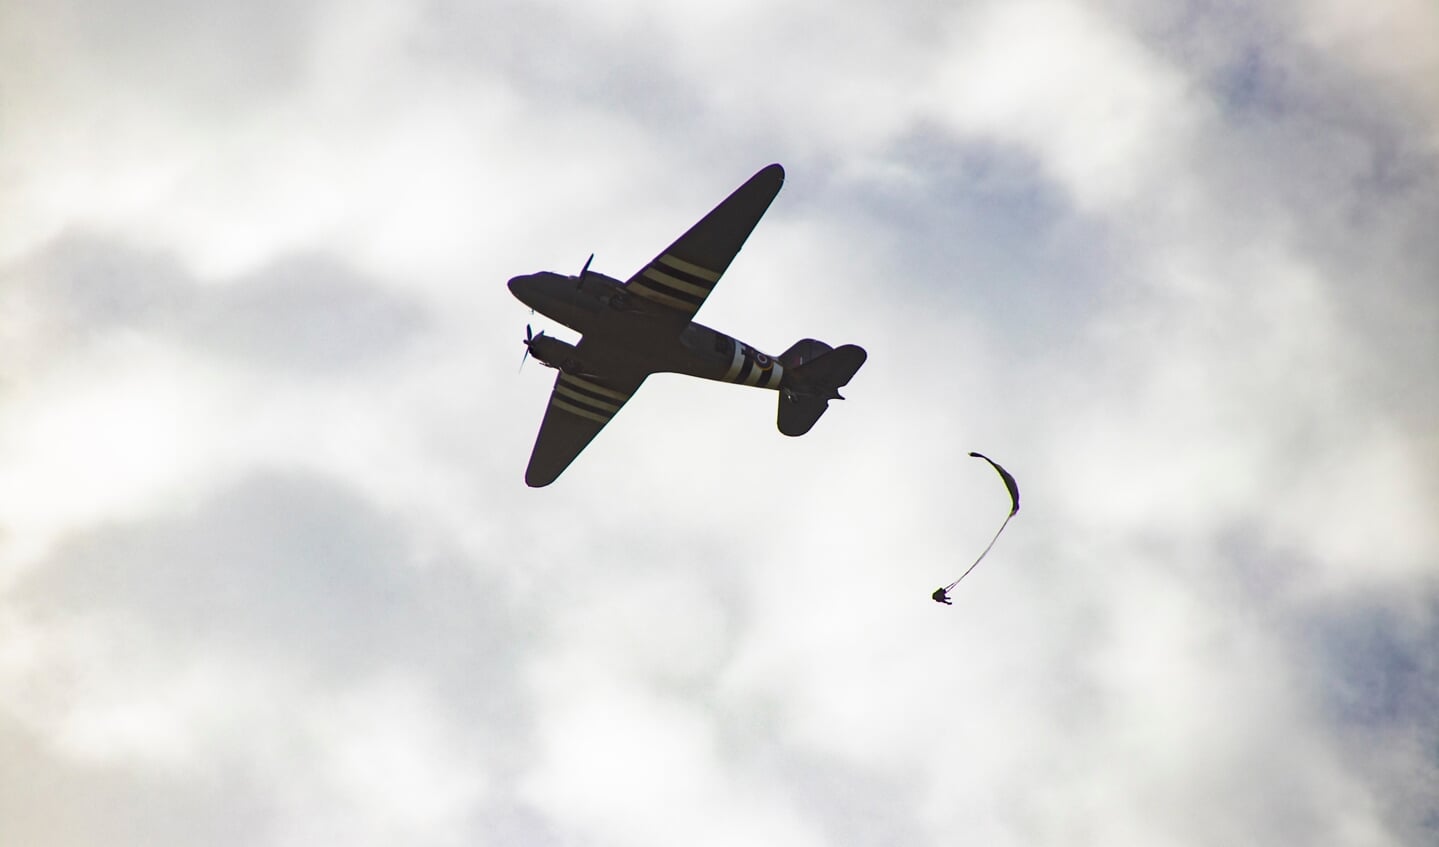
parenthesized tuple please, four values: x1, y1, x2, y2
(722, 343, 785, 390)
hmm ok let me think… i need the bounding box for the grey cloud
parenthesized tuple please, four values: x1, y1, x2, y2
(1299, 599, 1439, 843)
(16, 471, 520, 703)
(412, 1, 680, 115)
(1153, 5, 1439, 473)
(743, 744, 927, 847)
(9, 232, 428, 372)
(20, 0, 318, 116)
(215, 256, 430, 371)
(1308, 602, 1438, 728)
(805, 129, 1114, 354)
(6, 471, 541, 844)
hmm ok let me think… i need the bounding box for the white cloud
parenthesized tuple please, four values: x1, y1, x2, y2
(0, 337, 232, 573)
(923, 0, 1203, 214)
(1, 0, 1435, 844)
(1295, 0, 1439, 151)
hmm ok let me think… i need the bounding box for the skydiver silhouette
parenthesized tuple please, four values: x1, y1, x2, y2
(931, 587, 952, 605)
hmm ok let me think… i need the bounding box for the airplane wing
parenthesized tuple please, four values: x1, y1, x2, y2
(624, 163, 785, 322)
(524, 356, 649, 487)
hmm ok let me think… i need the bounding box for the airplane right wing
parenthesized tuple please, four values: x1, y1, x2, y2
(523, 357, 649, 487)
(623, 163, 785, 322)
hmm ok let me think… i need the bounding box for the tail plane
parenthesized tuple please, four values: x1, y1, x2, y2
(776, 339, 867, 436)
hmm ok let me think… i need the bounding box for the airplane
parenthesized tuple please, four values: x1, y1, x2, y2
(507, 163, 867, 487)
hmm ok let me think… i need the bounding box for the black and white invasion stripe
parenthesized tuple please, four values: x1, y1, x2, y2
(550, 373, 630, 424)
(722, 344, 785, 390)
(627, 253, 721, 316)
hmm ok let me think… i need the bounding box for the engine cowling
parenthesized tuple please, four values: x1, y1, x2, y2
(526, 333, 587, 374)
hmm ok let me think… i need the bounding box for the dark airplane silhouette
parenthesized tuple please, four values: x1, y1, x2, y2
(508, 164, 867, 487)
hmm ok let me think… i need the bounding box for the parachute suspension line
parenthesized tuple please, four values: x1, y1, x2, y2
(944, 510, 1014, 592)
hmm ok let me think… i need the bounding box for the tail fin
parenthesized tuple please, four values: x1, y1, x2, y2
(778, 338, 833, 369)
(776, 342, 867, 436)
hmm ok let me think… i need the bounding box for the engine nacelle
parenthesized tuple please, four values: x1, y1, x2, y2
(526, 334, 588, 375)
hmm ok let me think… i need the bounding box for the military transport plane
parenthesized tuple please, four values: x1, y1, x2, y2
(508, 163, 867, 487)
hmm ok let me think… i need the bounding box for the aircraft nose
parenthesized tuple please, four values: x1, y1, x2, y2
(508, 274, 535, 306)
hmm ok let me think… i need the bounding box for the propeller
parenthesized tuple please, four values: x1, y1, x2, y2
(576, 253, 594, 290)
(520, 323, 542, 372)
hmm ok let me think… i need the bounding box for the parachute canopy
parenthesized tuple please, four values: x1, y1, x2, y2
(969, 451, 1019, 517)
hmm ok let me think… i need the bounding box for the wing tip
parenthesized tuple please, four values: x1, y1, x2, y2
(525, 459, 564, 486)
(752, 163, 785, 190)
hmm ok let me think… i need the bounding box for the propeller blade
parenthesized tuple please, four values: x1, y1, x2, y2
(520, 324, 534, 372)
(576, 253, 594, 290)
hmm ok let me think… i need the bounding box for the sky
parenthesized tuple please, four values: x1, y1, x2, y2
(1, 0, 1436, 845)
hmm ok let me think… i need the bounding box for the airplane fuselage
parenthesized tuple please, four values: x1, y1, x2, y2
(508, 270, 787, 391)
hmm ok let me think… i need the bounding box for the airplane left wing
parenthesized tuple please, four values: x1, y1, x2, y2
(524, 361, 649, 487)
(624, 163, 785, 322)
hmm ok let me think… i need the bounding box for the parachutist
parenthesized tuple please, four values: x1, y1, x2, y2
(936, 453, 1021, 598)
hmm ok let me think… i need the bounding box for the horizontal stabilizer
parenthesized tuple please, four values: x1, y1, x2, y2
(778, 395, 828, 437)
(776, 343, 867, 436)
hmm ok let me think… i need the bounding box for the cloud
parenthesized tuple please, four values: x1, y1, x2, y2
(8, 233, 427, 371)
(1, 0, 1435, 845)
(0, 234, 437, 573)
(2, 472, 505, 845)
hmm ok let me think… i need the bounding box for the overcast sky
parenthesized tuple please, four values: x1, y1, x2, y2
(2, 1, 1436, 845)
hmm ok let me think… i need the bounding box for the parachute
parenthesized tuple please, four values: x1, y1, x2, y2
(970, 451, 1019, 517)
(934, 452, 1020, 602)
